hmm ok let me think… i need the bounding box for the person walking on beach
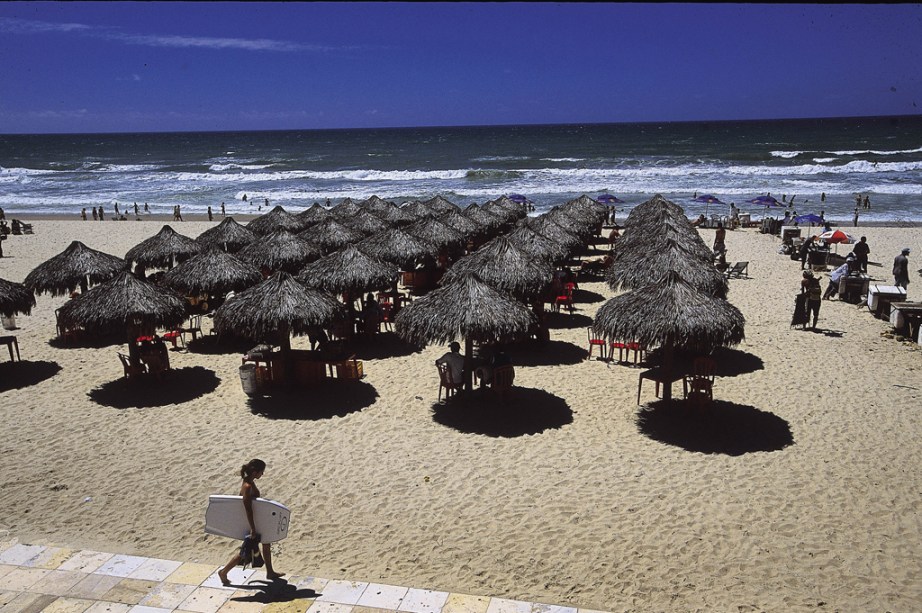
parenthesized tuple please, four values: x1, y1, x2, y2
(81, 208, 87, 221)
(713, 222, 726, 254)
(864, 195, 870, 210)
(207, 205, 213, 221)
(801, 270, 822, 330)
(92, 207, 98, 221)
(853, 236, 870, 273)
(144, 202, 150, 214)
(98, 207, 104, 221)
(893, 248, 911, 289)
(134, 202, 139, 217)
(853, 207, 860, 228)
(221, 202, 226, 217)
(217, 459, 284, 585)
(856, 194, 862, 210)
(799, 235, 816, 270)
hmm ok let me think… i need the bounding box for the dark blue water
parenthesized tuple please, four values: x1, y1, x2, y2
(1, 116, 920, 221)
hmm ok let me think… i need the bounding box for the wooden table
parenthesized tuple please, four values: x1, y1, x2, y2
(0, 335, 20, 361)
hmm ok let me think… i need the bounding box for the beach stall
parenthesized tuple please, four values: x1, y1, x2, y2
(0, 277, 36, 361)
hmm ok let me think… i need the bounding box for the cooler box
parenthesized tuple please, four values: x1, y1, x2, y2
(239, 364, 258, 395)
(781, 227, 802, 241)
(867, 285, 907, 317)
(1, 315, 15, 330)
(739, 213, 751, 226)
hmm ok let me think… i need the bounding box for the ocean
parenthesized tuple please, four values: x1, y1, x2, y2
(1, 115, 920, 223)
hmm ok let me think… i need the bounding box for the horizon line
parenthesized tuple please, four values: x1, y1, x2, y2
(2, 113, 921, 138)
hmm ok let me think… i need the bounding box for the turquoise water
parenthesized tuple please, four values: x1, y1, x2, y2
(1, 115, 920, 221)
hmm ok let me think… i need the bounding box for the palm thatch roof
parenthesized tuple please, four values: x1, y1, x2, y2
(606, 242, 729, 298)
(522, 216, 583, 252)
(346, 210, 392, 236)
(438, 210, 483, 236)
(160, 248, 263, 296)
(0, 277, 36, 317)
(299, 218, 365, 253)
(487, 196, 529, 218)
(423, 195, 460, 214)
(297, 203, 334, 227)
(463, 205, 506, 231)
(611, 222, 714, 264)
(195, 217, 257, 253)
(236, 230, 321, 273)
(441, 236, 553, 300)
(626, 194, 686, 224)
(400, 200, 436, 220)
(395, 272, 536, 346)
(25, 241, 127, 296)
(360, 195, 395, 213)
(565, 195, 609, 224)
(373, 202, 416, 226)
(246, 205, 303, 236)
(405, 217, 466, 250)
(356, 228, 438, 268)
(542, 207, 597, 239)
(297, 244, 398, 295)
(592, 272, 745, 354)
(332, 198, 363, 219)
(125, 225, 202, 269)
(213, 272, 344, 342)
(56, 271, 187, 335)
(504, 224, 571, 263)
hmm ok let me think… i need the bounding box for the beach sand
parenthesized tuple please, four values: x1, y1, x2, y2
(1, 219, 920, 611)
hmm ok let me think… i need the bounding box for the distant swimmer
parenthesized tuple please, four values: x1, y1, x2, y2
(864, 195, 870, 210)
(821, 192, 826, 202)
(242, 194, 248, 202)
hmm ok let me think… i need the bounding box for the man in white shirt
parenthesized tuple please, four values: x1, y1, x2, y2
(436, 341, 465, 385)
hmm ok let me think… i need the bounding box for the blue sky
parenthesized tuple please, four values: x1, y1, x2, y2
(1, 2, 920, 133)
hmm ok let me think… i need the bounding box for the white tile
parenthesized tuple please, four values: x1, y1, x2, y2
(96, 555, 149, 578)
(202, 567, 255, 589)
(0, 543, 45, 565)
(128, 558, 183, 582)
(128, 607, 173, 613)
(357, 582, 408, 609)
(84, 603, 133, 613)
(314, 578, 368, 605)
(306, 603, 354, 613)
(177, 586, 231, 613)
(58, 551, 114, 573)
(532, 605, 578, 613)
(399, 588, 450, 613)
(486, 599, 532, 613)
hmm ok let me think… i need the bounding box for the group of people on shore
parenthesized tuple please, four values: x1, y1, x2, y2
(81, 202, 150, 221)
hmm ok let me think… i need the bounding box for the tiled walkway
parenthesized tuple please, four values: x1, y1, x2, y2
(0, 540, 610, 613)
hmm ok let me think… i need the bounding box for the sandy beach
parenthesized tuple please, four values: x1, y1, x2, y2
(1, 218, 920, 611)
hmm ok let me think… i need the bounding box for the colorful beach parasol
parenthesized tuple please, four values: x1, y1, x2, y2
(597, 194, 625, 204)
(818, 229, 856, 245)
(794, 214, 824, 225)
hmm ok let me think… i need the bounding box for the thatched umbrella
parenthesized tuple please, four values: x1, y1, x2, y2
(523, 216, 583, 254)
(504, 224, 570, 263)
(25, 241, 126, 296)
(0, 277, 36, 317)
(374, 203, 416, 226)
(361, 195, 395, 213)
(400, 200, 436, 220)
(607, 241, 729, 298)
(297, 244, 398, 297)
(405, 217, 466, 251)
(395, 272, 536, 390)
(195, 217, 257, 253)
(246, 205, 303, 236)
(332, 198, 363, 219)
(356, 227, 438, 268)
(297, 203, 333, 227)
(236, 230, 321, 273)
(423, 195, 460, 214)
(213, 272, 344, 379)
(463, 204, 506, 232)
(57, 271, 187, 365)
(592, 271, 745, 400)
(160, 248, 262, 297)
(438, 210, 483, 237)
(299, 218, 365, 254)
(627, 194, 687, 223)
(441, 236, 552, 300)
(611, 220, 714, 264)
(486, 196, 528, 219)
(346, 210, 392, 236)
(565, 195, 609, 224)
(125, 225, 202, 270)
(543, 207, 597, 239)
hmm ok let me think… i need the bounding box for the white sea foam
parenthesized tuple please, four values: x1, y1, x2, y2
(772, 145, 922, 158)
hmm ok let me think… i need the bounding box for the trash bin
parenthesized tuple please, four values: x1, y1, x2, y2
(239, 363, 258, 395)
(1, 315, 15, 330)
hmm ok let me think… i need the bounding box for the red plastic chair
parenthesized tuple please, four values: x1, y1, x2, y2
(587, 328, 607, 360)
(162, 329, 182, 348)
(380, 303, 394, 331)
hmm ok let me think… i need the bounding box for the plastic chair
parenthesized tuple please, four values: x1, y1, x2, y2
(380, 303, 394, 332)
(490, 364, 515, 400)
(683, 356, 717, 403)
(587, 328, 607, 360)
(162, 329, 182, 348)
(117, 352, 146, 379)
(437, 362, 462, 403)
(180, 314, 203, 343)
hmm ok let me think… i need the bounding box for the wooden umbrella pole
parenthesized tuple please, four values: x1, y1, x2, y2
(464, 337, 474, 392)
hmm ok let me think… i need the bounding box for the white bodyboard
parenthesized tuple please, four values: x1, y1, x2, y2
(204, 495, 290, 543)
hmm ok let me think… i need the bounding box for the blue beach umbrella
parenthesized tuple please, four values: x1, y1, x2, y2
(597, 194, 625, 204)
(794, 214, 824, 225)
(507, 194, 531, 204)
(693, 194, 725, 216)
(747, 195, 783, 208)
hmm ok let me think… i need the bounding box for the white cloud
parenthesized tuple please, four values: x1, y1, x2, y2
(0, 17, 91, 34)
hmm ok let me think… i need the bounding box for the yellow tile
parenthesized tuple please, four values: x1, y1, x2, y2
(216, 595, 268, 612)
(67, 574, 124, 599)
(441, 592, 491, 613)
(1, 592, 58, 613)
(1, 567, 50, 591)
(352, 606, 397, 613)
(139, 581, 198, 608)
(29, 547, 78, 570)
(27, 569, 88, 596)
(263, 600, 319, 613)
(83, 602, 133, 613)
(0, 590, 20, 607)
(0, 564, 17, 581)
(101, 578, 160, 605)
(58, 551, 114, 574)
(166, 562, 220, 586)
(41, 597, 95, 613)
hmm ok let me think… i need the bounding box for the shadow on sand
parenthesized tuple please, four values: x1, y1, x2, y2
(505, 339, 586, 367)
(247, 378, 378, 420)
(432, 386, 572, 437)
(186, 334, 255, 356)
(573, 288, 606, 304)
(0, 360, 62, 392)
(227, 578, 318, 603)
(545, 312, 593, 330)
(637, 399, 794, 456)
(47, 333, 123, 350)
(349, 331, 422, 360)
(88, 366, 221, 409)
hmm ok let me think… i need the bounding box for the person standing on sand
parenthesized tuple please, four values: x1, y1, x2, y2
(853, 236, 870, 273)
(893, 248, 911, 290)
(853, 207, 860, 228)
(207, 206, 213, 222)
(801, 270, 822, 330)
(221, 202, 226, 216)
(81, 208, 87, 221)
(144, 202, 150, 214)
(98, 207, 104, 221)
(218, 459, 284, 585)
(134, 202, 139, 217)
